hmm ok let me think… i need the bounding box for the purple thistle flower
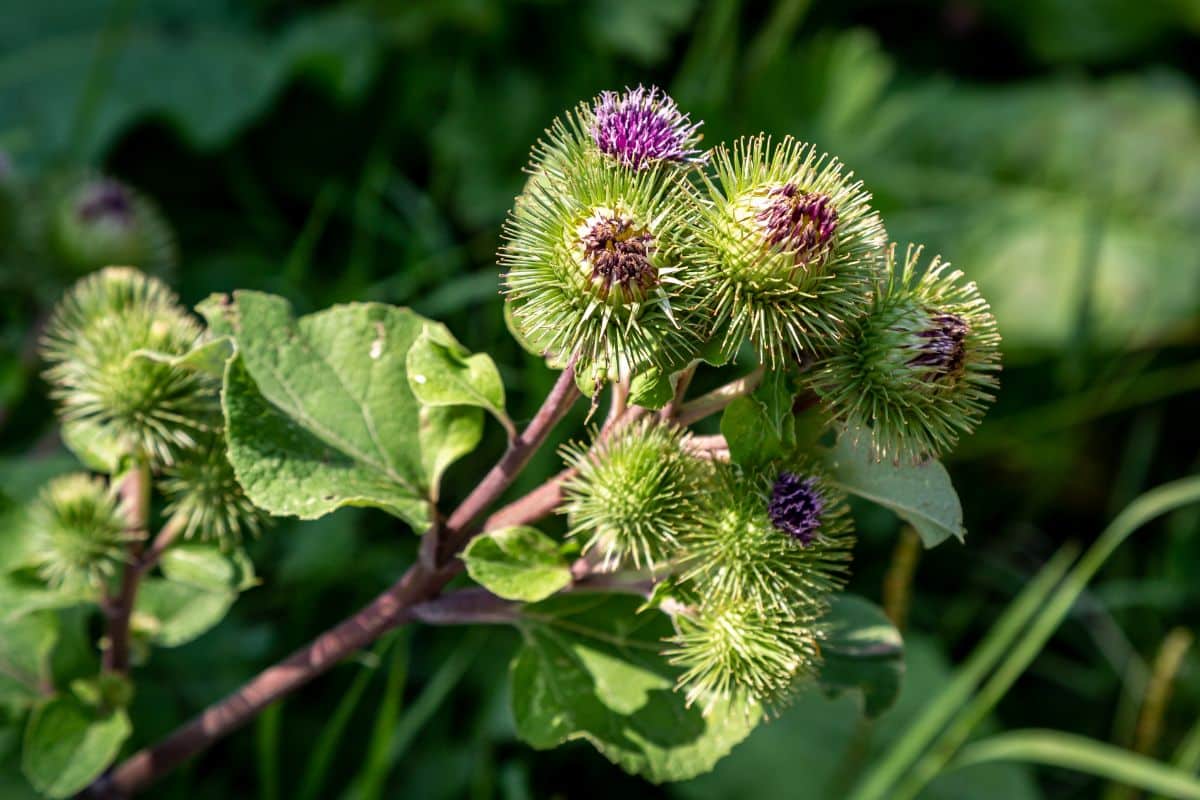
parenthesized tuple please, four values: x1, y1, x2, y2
(578, 211, 658, 300)
(768, 472, 825, 545)
(591, 86, 703, 170)
(756, 184, 839, 267)
(908, 312, 969, 380)
(76, 179, 133, 225)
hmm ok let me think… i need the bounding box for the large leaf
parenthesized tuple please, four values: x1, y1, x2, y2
(0, 4, 382, 166)
(462, 526, 572, 603)
(202, 292, 482, 529)
(0, 611, 57, 706)
(510, 593, 762, 783)
(821, 432, 965, 548)
(21, 694, 131, 799)
(817, 595, 904, 718)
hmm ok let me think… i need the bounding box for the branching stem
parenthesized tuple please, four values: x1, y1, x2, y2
(87, 361, 582, 799)
(676, 365, 765, 426)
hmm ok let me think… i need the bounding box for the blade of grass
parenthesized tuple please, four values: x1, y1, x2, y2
(949, 730, 1200, 800)
(297, 631, 404, 800)
(342, 628, 487, 800)
(890, 476, 1200, 800)
(255, 701, 282, 800)
(848, 542, 1080, 800)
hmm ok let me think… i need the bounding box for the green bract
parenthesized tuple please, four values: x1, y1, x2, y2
(668, 601, 821, 712)
(41, 268, 216, 465)
(690, 135, 887, 366)
(813, 244, 1001, 462)
(561, 419, 704, 572)
(502, 137, 704, 384)
(26, 473, 134, 588)
(161, 434, 264, 545)
(677, 462, 853, 614)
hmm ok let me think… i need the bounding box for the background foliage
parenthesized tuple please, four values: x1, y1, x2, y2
(2, 0, 1199, 797)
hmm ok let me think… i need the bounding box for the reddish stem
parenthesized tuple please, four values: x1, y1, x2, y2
(86, 362, 580, 799)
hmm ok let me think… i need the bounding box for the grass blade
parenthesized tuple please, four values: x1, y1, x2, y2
(297, 631, 404, 800)
(890, 476, 1200, 799)
(949, 730, 1200, 800)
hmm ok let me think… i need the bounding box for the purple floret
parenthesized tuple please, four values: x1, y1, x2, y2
(909, 312, 969, 379)
(756, 184, 839, 266)
(768, 472, 825, 545)
(591, 86, 703, 170)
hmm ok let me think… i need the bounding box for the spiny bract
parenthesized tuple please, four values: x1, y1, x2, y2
(560, 418, 705, 572)
(41, 267, 217, 465)
(162, 433, 264, 546)
(677, 461, 854, 614)
(690, 135, 887, 366)
(812, 243, 1001, 462)
(502, 148, 704, 382)
(27, 472, 135, 588)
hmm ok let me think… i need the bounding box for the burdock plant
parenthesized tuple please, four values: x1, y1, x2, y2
(7, 86, 1007, 800)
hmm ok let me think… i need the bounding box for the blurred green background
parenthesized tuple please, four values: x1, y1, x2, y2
(2, 0, 1199, 798)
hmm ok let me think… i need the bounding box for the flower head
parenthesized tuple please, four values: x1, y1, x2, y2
(590, 86, 704, 170)
(27, 473, 136, 588)
(41, 174, 177, 277)
(41, 268, 217, 465)
(678, 462, 852, 614)
(690, 135, 887, 366)
(162, 433, 264, 546)
(812, 244, 1001, 461)
(502, 153, 703, 381)
(561, 419, 705, 571)
(668, 601, 821, 711)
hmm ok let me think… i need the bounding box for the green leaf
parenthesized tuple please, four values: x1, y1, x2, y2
(59, 417, 123, 474)
(821, 432, 964, 548)
(159, 543, 257, 593)
(818, 595, 904, 718)
(0, 572, 93, 622)
(132, 336, 234, 379)
(21, 694, 130, 799)
(628, 367, 674, 410)
(406, 326, 511, 434)
(0, 611, 57, 706)
(510, 594, 762, 783)
(202, 292, 483, 529)
(462, 526, 572, 603)
(133, 578, 235, 647)
(720, 396, 789, 468)
(753, 369, 795, 439)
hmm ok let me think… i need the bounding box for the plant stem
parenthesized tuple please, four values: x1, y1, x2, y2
(86, 362, 581, 799)
(102, 461, 151, 675)
(659, 362, 697, 420)
(136, 515, 186, 576)
(676, 366, 764, 426)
